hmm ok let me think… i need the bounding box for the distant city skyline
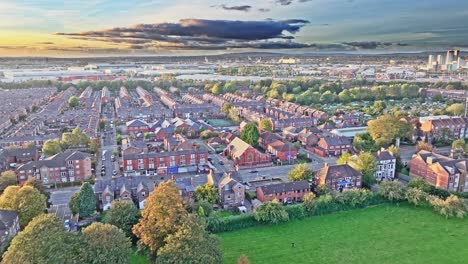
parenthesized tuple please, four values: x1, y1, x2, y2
(1, 0, 468, 56)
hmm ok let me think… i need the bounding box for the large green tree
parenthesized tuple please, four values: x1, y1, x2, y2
(194, 183, 218, 204)
(240, 122, 260, 147)
(352, 133, 378, 152)
(68, 96, 79, 108)
(81, 223, 132, 264)
(350, 152, 377, 189)
(104, 201, 140, 239)
(367, 115, 413, 147)
(0, 185, 47, 228)
(78, 182, 96, 217)
(156, 214, 223, 264)
(2, 214, 82, 264)
(42, 139, 62, 156)
(259, 118, 273, 132)
(133, 181, 188, 256)
(287, 164, 312, 182)
(254, 199, 289, 224)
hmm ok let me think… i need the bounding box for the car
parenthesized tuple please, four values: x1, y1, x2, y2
(112, 170, 117, 176)
(219, 161, 224, 165)
(64, 220, 70, 232)
(250, 170, 258, 173)
(207, 158, 212, 162)
(101, 171, 105, 176)
(111, 155, 115, 159)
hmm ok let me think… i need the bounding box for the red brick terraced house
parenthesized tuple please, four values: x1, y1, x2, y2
(266, 140, 298, 162)
(409, 150, 468, 192)
(225, 137, 271, 168)
(126, 119, 150, 135)
(312, 136, 352, 157)
(16, 150, 92, 185)
(123, 148, 208, 176)
(315, 164, 362, 192)
(256, 180, 310, 203)
(420, 116, 468, 141)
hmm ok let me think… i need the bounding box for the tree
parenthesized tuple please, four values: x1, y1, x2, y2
(99, 120, 106, 131)
(78, 182, 97, 217)
(302, 192, 316, 212)
(0, 185, 47, 228)
(351, 152, 377, 189)
(89, 138, 100, 154)
(372, 101, 387, 115)
(69, 192, 80, 216)
(416, 141, 433, 152)
(388, 145, 403, 172)
(288, 164, 312, 182)
(200, 130, 218, 140)
(228, 108, 240, 123)
(68, 96, 79, 108)
(408, 178, 433, 193)
(428, 195, 467, 219)
(405, 187, 427, 206)
(255, 199, 289, 224)
(42, 139, 62, 156)
(337, 152, 353, 165)
(81, 223, 132, 264)
(23, 177, 48, 198)
(240, 122, 260, 148)
(156, 214, 223, 263)
(221, 102, 232, 114)
(104, 201, 140, 239)
(116, 134, 123, 145)
(259, 118, 273, 132)
(0, 170, 17, 192)
(446, 103, 465, 116)
(352, 132, 378, 152)
(2, 214, 82, 264)
(194, 184, 218, 204)
(211, 84, 222, 95)
(368, 115, 413, 147)
(144, 132, 150, 140)
(133, 181, 188, 255)
(378, 181, 405, 202)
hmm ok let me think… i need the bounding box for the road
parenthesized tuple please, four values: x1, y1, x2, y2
(97, 102, 119, 180)
(48, 186, 80, 228)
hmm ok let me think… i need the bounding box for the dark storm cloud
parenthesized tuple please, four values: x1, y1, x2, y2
(276, 0, 312, 5)
(56, 19, 311, 50)
(220, 5, 252, 12)
(342, 41, 392, 49)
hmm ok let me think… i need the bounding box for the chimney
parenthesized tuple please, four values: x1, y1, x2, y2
(190, 177, 194, 186)
(171, 175, 176, 181)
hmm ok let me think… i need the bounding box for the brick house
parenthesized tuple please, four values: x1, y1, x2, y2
(420, 116, 468, 141)
(256, 181, 310, 203)
(126, 119, 150, 135)
(259, 132, 283, 149)
(16, 150, 92, 184)
(409, 150, 468, 192)
(313, 136, 352, 157)
(0, 210, 20, 249)
(315, 164, 362, 191)
(225, 137, 271, 167)
(123, 148, 208, 176)
(266, 140, 298, 162)
(218, 174, 245, 209)
(374, 149, 397, 181)
(0, 146, 40, 173)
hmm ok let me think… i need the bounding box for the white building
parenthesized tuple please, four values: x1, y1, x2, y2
(374, 148, 397, 181)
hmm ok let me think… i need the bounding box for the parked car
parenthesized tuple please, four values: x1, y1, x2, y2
(112, 170, 117, 176)
(250, 170, 258, 173)
(219, 161, 224, 165)
(64, 219, 70, 232)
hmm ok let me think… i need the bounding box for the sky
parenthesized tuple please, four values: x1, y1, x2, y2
(0, 0, 467, 56)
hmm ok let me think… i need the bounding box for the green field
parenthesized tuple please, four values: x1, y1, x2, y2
(207, 119, 235, 127)
(220, 205, 468, 264)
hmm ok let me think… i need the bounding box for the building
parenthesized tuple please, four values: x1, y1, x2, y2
(374, 149, 397, 181)
(16, 150, 92, 184)
(266, 140, 298, 162)
(0, 210, 20, 248)
(256, 180, 310, 203)
(420, 116, 468, 141)
(218, 174, 245, 209)
(409, 150, 468, 192)
(312, 136, 352, 157)
(224, 137, 271, 168)
(123, 148, 208, 176)
(315, 164, 362, 191)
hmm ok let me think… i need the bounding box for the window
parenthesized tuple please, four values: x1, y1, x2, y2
(75, 165, 79, 169)
(138, 159, 144, 164)
(67, 160, 73, 165)
(247, 154, 253, 162)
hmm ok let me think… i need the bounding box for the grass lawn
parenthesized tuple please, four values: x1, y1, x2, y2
(130, 247, 150, 264)
(207, 118, 235, 127)
(220, 204, 468, 264)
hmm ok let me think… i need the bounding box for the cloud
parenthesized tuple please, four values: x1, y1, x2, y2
(342, 41, 407, 49)
(56, 18, 311, 50)
(258, 8, 270, 12)
(276, 0, 312, 5)
(220, 5, 252, 12)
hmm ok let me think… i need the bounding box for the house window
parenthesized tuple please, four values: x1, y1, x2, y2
(247, 154, 253, 162)
(138, 159, 144, 164)
(67, 160, 73, 165)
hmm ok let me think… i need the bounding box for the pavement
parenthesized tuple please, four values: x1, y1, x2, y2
(48, 186, 80, 228)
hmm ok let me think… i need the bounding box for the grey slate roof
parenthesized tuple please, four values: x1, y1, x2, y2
(259, 180, 310, 195)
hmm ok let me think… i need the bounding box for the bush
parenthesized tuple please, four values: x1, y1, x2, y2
(255, 200, 289, 224)
(335, 189, 372, 207)
(206, 214, 258, 233)
(428, 195, 467, 219)
(408, 178, 433, 193)
(405, 188, 428, 206)
(378, 181, 406, 202)
(315, 184, 333, 196)
(284, 204, 305, 220)
(302, 192, 316, 212)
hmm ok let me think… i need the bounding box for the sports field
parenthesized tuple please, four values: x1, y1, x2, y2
(220, 204, 468, 264)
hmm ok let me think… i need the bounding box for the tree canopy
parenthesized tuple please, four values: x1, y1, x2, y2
(446, 103, 465, 116)
(104, 201, 140, 239)
(287, 164, 313, 182)
(368, 115, 413, 147)
(240, 122, 260, 148)
(194, 183, 219, 204)
(68, 96, 79, 108)
(70, 182, 96, 218)
(255, 199, 289, 224)
(42, 139, 62, 156)
(259, 118, 273, 132)
(0, 170, 17, 192)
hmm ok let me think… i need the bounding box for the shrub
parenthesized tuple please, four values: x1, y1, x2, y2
(408, 178, 433, 193)
(378, 181, 405, 202)
(315, 184, 333, 196)
(254, 200, 289, 224)
(405, 187, 428, 206)
(335, 189, 372, 207)
(284, 204, 306, 220)
(428, 195, 467, 219)
(302, 192, 316, 212)
(206, 214, 258, 233)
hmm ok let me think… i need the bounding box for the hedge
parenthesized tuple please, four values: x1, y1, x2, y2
(206, 192, 385, 234)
